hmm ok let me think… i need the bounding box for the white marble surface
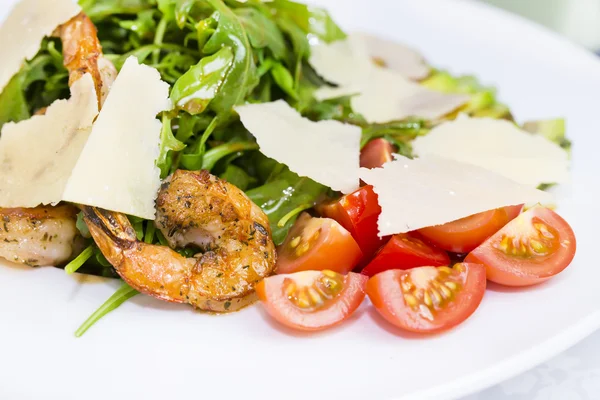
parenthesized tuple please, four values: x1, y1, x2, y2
(465, 331, 600, 399)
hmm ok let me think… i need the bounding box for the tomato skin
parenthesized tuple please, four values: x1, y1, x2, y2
(276, 213, 363, 275)
(256, 271, 368, 331)
(317, 185, 384, 262)
(361, 233, 450, 277)
(367, 264, 486, 333)
(360, 138, 395, 169)
(418, 205, 523, 253)
(465, 207, 576, 287)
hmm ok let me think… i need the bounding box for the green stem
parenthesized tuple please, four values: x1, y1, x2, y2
(144, 222, 156, 244)
(64, 245, 94, 275)
(74, 282, 139, 337)
(198, 116, 219, 160)
(201, 141, 259, 171)
(277, 203, 312, 228)
(153, 17, 169, 65)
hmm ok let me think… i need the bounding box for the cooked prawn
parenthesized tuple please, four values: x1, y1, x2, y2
(58, 12, 105, 106)
(83, 170, 277, 312)
(0, 205, 84, 267)
(0, 12, 113, 268)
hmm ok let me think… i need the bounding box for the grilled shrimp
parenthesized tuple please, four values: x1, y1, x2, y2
(58, 12, 105, 105)
(83, 170, 277, 312)
(0, 12, 113, 268)
(0, 205, 84, 267)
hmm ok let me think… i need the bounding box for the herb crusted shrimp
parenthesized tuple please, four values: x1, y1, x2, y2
(83, 170, 277, 312)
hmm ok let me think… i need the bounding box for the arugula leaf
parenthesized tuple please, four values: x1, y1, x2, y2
(269, 0, 346, 43)
(80, 0, 155, 19)
(234, 7, 288, 60)
(170, 46, 234, 114)
(203, 0, 259, 122)
(422, 70, 511, 119)
(76, 212, 92, 238)
(220, 164, 257, 191)
(361, 119, 428, 148)
(270, 61, 298, 99)
(119, 9, 157, 39)
(247, 169, 327, 245)
(0, 72, 30, 131)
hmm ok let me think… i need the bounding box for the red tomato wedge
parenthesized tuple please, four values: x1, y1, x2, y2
(418, 205, 523, 253)
(276, 213, 363, 275)
(360, 138, 395, 169)
(465, 207, 576, 287)
(361, 233, 450, 277)
(317, 185, 384, 261)
(256, 270, 368, 331)
(367, 264, 486, 333)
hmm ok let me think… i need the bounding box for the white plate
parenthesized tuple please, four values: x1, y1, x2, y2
(1, 0, 599, 399)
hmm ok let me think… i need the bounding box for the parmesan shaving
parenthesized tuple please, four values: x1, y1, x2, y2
(359, 155, 553, 236)
(412, 116, 570, 187)
(309, 34, 468, 123)
(357, 33, 430, 80)
(0, 74, 98, 208)
(0, 0, 81, 92)
(63, 57, 171, 220)
(235, 100, 361, 193)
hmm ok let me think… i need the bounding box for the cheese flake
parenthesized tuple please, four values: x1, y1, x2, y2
(0, 73, 98, 207)
(412, 116, 570, 187)
(309, 34, 468, 123)
(357, 33, 430, 80)
(63, 57, 171, 220)
(359, 155, 553, 236)
(0, 0, 81, 92)
(235, 100, 361, 193)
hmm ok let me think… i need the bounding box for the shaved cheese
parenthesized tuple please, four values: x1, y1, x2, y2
(349, 67, 468, 123)
(63, 57, 171, 220)
(0, 74, 98, 207)
(309, 35, 468, 123)
(359, 155, 552, 236)
(412, 116, 570, 187)
(357, 33, 430, 80)
(0, 0, 81, 92)
(235, 100, 361, 193)
(309, 34, 371, 88)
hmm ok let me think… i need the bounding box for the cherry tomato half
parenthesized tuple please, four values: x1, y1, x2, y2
(418, 205, 523, 253)
(317, 185, 384, 261)
(367, 263, 486, 333)
(361, 233, 450, 277)
(256, 270, 368, 331)
(276, 213, 363, 275)
(360, 138, 395, 169)
(465, 206, 576, 287)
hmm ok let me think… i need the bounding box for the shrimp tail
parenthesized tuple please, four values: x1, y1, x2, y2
(58, 13, 104, 105)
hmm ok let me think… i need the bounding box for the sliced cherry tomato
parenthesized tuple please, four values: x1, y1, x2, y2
(360, 138, 395, 169)
(317, 185, 384, 261)
(276, 213, 362, 275)
(256, 270, 368, 331)
(418, 205, 524, 253)
(367, 263, 486, 333)
(361, 233, 450, 277)
(465, 207, 576, 287)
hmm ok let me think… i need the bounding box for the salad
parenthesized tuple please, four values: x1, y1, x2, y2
(0, 0, 576, 336)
